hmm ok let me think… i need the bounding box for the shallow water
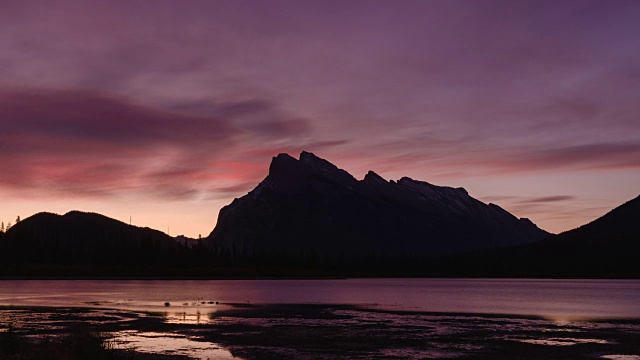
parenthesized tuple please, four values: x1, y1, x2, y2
(2, 303, 639, 359)
(111, 330, 236, 360)
(1, 279, 640, 359)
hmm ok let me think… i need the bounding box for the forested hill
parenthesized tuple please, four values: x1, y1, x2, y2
(444, 195, 640, 278)
(1, 192, 637, 278)
(0, 211, 189, 273)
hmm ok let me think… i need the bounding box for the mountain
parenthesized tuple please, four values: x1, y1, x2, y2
(554, 196, 640, 240)
(448, 195, 640, 277)
(205, 152, 549, 257)
(517, 194, 640, 276)
(1, 179, 636, 278)
(534, 194, 639, 250)
(0, 211, 182, 269)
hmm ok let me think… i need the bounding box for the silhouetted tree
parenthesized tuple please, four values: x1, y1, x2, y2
(15, 216, 20, 223)
(0, 222, 4, 232)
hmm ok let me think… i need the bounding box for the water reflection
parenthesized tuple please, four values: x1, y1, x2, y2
(163, 310, 213, 325)
(111, 330, 237, 359)
(225, 278, 640, 320)
(1, 279, 640, 319)
(2, 304, 639, 359)
(513, 338, 609, 346)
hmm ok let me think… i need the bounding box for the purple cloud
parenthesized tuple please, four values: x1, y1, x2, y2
(0, 87, 318, 199)
(1, 1, 639, 234)
(0, 88, 234, 148)
(515, 196, 576, 204)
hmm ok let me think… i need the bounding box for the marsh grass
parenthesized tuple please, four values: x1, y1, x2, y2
(0, 325, 125, 360)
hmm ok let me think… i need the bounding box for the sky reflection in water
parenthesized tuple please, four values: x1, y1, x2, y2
(1, 279, 639, 319)
(111, 330, 237, 360)
(1, 279, 640, 359)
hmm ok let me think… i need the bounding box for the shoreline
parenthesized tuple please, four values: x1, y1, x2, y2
(2, 303, 640, 359)
(3, 302, 640, 321)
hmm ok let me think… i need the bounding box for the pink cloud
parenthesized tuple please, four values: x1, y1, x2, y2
(0, 87, 319, 199)
(1, 1, 639, 235)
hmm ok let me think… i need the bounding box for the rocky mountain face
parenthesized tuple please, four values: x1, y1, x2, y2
(206, 152, 549, 257)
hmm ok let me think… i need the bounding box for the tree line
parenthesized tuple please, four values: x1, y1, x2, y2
(0, 216, 20, 232)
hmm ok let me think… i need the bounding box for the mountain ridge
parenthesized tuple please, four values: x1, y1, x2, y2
(206, 151, 550, 256)
(0, 175, 637, 277)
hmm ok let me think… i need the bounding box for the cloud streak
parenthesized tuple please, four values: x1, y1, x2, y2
(0, 88, 234, 149)
(1, 1, 639, 235)
(469, 143, 640, 175)
(515, 196, 575, 204)
(0, 87, 317, 199)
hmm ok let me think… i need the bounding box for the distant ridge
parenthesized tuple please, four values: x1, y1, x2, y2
(206, 151, 549, 257)
(519, 194, 640, 275)
(0, 211, 181, 268)
(0, 176, 637, 278)
(555, 194, 640, 239)
(450, 195, 640, 277)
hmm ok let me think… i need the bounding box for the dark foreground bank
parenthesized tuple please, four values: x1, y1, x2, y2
(0, 325, 187, 360)
(2, 304, 640, 359)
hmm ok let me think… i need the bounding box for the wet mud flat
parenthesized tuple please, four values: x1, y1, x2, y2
(1, 304, 640, 359)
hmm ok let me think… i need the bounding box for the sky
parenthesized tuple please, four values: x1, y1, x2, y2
(1, 0, 639, 237)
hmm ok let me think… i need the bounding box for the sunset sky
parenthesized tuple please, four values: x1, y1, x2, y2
(1, 0, 639, 237)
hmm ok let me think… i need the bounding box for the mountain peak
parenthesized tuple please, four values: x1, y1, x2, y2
(363, 170, 388, 184)
(299, 150, 319, 161)
(270, 152, 297, 168)
(299, 151, 355, 181)
(268, 153, 301, 179)
(299, 151, 330, 168)
(208, 151, 549, 255)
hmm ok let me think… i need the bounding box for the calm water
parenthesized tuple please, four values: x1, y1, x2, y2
(1, 278, 639, 319)
(2, 279, 640, 359)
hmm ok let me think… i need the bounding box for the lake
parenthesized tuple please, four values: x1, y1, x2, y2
(1, 279, 640, 359)
(1, 278, 639, 319)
